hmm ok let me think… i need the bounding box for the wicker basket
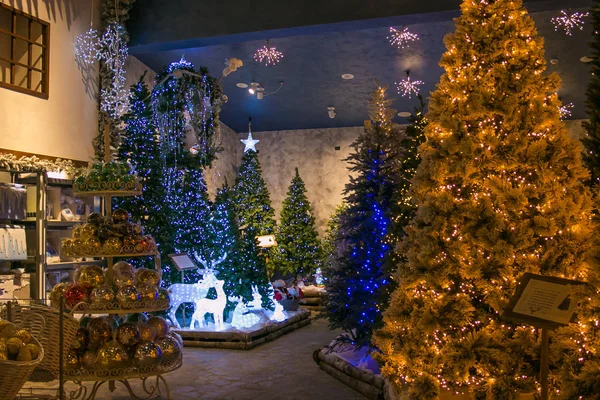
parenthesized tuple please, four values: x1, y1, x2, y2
(4, 303, 79, 380)
(0, 316, 45, 400)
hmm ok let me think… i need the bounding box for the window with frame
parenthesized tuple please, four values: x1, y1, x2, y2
(0, 4, 49, 99)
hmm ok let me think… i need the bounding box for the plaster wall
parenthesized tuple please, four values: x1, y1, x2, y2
(0, 0, 99, 162)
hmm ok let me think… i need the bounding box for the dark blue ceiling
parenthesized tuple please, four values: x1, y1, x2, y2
(131, 2, 593, 133)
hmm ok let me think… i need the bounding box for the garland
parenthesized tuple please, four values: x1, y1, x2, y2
(0, 152, 86, 177)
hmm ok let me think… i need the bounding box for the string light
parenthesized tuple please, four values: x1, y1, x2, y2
(387, 26, 419, 49)
(551, 10, 589, 35)
(253, 39, 284, 66)
(74, 28, 102, 65)
(396, 71, 424, 98)
(559, 102, 574, 119)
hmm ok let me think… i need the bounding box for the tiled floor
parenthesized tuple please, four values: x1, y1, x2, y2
(23, 318, 366, 399)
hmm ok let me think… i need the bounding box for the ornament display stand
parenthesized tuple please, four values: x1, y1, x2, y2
(176, 308, 311, 350)
(62, 125, 181, 400)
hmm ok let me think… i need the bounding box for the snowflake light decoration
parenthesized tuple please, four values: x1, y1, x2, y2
(559, 102, 574, 120)
(551, 10, 589, 35)
(396, 71, 423, 98)
(253, 40, 283, 66)
(387, 27, 418, 49)
(98, 22, 129, 118)
(74, 28, 102, 65)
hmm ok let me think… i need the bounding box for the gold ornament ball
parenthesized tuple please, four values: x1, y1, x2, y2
(71, 238, 84, 255)
(87, 318, 112, 349)
(80, 223, 98, 240)
(146, 316, 169, 340)
(135, 268, 160, 287)
(90, 286, 115, 306)
(84, 237, 102, 255)
(103, 237, 122, 254)
(116, 323, 140, 347)
(114, 274, 135, 288)
(158, 336, 181, 363)
(76, 265, 105, 288)
(95, 340, 130, 370)
(65, 348, 80, 370)
(72, 225, 82, 239)
(116, 285, 140, 308)
(158, 288, 170, 303)
(61, 238, 74, 256)
(81, 349, 97, 370)
(133, 341, 162, 367)
(112, 208, 130, 224)
(139, 284, 159, 302)
(73, 327, 88, 351)
(50, 282, 73, 309)
(138, 324, 156, 342)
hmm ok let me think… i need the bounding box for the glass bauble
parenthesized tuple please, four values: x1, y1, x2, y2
(120, 163, 132, 175)
(112, 209, 130, 224)
(50, 282, 72, 309)
(114, 274, 135, 288)
(90, 286, 115, 306)
(135, 268, 160, 287)
(103, 237, 122, 254)
(76, 265, 104, 288)
(95, 340, 130, 370)
(139, 285, 158, 302)
(87, 212, 104, 226)
(138, 323, 156, 342)
(146, 316, 169, 340)
(87, 169, 101, 183)
(116, 285, 140, 308)
(90, 163, 103, 174)
(81, 349, 97, 370)
(65, 348, 80, 369)
(102, 161, 120, 177)
(113, 261, 135, 277)
(64, 285, 89, 309)
(80, 223, 98, 240)
(71, 238, 84, 255)
(122, 234, 137, 247)
(158, 288, 170, 303)
(87, 318, 112, 349)
(73, 327, 88, 351)
(158, 336, 181, 363)
(84, 237, 102, 255)
(116, 323, 139, 347)
(72, 225, 82, 239)
(61, 238, 74, 256)
(133, 341, 162, 367)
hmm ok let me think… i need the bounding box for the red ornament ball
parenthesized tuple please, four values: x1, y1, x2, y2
(65, 285, 90, 309)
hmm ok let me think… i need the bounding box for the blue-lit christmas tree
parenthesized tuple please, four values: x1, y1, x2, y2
(322, 84, 405, 348)
(274, 168, 322, 278)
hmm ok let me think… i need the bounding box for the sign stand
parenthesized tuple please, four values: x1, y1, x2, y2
(168, 253, 199, 328)
(501, 273, 586, 400)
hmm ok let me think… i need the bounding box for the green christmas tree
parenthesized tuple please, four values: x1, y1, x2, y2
(582, 0, 600, 187)
(322, 84, 405, 348)
(322, 204, 347, 270)
(274, 168, 322, 277)
(373, 0, 598, 398)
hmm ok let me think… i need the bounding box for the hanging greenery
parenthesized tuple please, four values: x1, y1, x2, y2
(151, 58, 224, 169)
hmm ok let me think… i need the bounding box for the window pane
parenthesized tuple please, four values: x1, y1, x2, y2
(0, 7, 11, 31)
(14, 38, 28, 64)
(14, 64, 27, 88)
(31, 43, 42, 69)
(30, 21, 42, 44)
(0, 59, 10, 84)
(31, 69, 41, 92)
(15, 14, 28, 38)
(0, 31, 10, 59)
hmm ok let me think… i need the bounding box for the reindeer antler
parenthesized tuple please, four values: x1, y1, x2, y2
(212, 252, 228, 268)
(194, 251, 209, 269)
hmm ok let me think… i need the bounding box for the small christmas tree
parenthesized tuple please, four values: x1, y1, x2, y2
(373, 0, 598, 397)
(322, 84, 405, 348)
(274, 168, 322, 278)
(239, 224, 274, 310)
(582, 0, 600, 187)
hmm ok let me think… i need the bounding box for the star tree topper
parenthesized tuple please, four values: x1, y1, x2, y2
(241, 118, 259, 152)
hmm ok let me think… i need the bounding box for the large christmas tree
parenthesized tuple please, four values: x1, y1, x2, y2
(322, 84, 405, 348)
(373, 0, 598, 398)
(274, 168, 322, 278)
(582, 1, 600, 187)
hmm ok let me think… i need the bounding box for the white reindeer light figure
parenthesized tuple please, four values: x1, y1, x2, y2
(190, 270, 227, 330)
(248, 285, 263, 310)
(166, 252, 227, 328)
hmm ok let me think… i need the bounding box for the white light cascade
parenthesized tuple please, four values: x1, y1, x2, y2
(253, 39, 284, 66)
(387, 27, 419, 49)
(551, 10, 589, 35)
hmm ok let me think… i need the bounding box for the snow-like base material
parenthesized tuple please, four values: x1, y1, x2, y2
(325, 338, 381, 375)
(176, 309, 305, 333)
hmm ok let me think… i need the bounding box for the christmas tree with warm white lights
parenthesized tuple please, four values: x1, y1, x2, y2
(373, 0, 599, 398)
(274, 168, 322, 277)
(322, 84, 405, 348)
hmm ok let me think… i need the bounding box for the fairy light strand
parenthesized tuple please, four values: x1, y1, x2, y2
(551, 10, 589, 35)
(387, 27, 419, 49)
(253, 40, 284, 66)
(396, 71, 424, 98)
(559, 102, 574, 120)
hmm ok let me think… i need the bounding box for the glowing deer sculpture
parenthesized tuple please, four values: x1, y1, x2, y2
(166, 252, 227, 328)
(190, 269, 227, 330)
